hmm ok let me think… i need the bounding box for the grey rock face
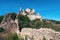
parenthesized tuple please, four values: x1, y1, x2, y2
(0, 14, 18, 40)
(0, 14, 17, 33)
(1, 14, 12, 24)
(21, 28, 60, 40)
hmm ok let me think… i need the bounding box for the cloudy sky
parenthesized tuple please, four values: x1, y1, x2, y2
(0, 0, 60, 21)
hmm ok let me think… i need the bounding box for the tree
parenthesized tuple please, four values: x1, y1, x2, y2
(0, 16, 3, 23)
(18, 15, 30, 29)
(18, 15, 43, 29)
(0, 28, 4, 32)
(10, 12, 16, 20)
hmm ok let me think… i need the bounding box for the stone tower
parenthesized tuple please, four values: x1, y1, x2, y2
(19, 7, 26, 15)
(30, 9, 35, 15)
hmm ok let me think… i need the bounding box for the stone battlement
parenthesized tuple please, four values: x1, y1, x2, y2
(19, 8, 42, 21)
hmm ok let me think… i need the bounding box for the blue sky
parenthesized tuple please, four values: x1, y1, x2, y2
(0, 0, 60, 21)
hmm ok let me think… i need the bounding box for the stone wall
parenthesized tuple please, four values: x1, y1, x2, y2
(27, 15, 42, 21)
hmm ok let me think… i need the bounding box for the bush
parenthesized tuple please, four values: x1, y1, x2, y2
(30, 19, 43, 29)
(43, 37, 46, 40)
(18, 15, 31, 29)
(18, 15, 60, 31)
(0, 16, 3, 23)
(7, 32, 24, 40)
(10, 12, 16, 20)
(18, 15, 43, 29)
(7, 33, 18, 40)
(0, 28, 4, 32)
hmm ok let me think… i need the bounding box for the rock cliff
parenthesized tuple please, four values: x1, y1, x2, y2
(21, 28, 60, 40)
(0, 8, 60, 40)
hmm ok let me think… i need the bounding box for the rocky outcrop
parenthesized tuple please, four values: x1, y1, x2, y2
(0, 14, 18, 40)
(1, 14, 12, 24)
(0, 8, 60, 40)
(20, 28, 60, 40)
(0, 14, 17, 32)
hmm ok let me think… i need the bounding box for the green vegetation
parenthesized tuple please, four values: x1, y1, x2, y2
(29, 19, 43, 29)
(18, 15, 31, 29)
(18, 15, 60, 31)
(0, 16, 3, 23)
(50, 20, 60, 24)
(42, 19, 60, 31)
(7, 33, 18, 40)
(43, 37, 46, 40)
(7, 32, 24, 40)
(0, 13, 60, 32)
(19, 36, 24, 40)
(0, 12, 16, 23)
(18, 15, 43, 31)
(0, 13, 60, 40)
(0, 28, 4, 32)
(10, 12, 16, 20)
(43, 19, 60, 24)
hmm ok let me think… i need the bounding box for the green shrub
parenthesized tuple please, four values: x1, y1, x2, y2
(10, 12, 16, 20)
(7, 32, 24, 40)
(7, 33, 18, 40)
(43, 37, 46, 40)
(18, 15, 60, 31)
(0, 16, 3, 23)
(18, 15, 43, 29)
(18, 15, 31, 29)
(30, 19, 43, 29)
(0, 28, 4, 32)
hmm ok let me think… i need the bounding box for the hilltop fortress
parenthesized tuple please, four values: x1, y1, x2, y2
(18, 8, 42, 21)
(0, 8, 60, 40)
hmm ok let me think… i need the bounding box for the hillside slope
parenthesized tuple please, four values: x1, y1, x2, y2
(0, 13, 60, 32)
